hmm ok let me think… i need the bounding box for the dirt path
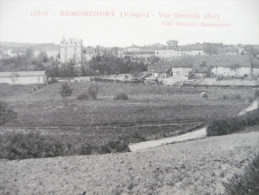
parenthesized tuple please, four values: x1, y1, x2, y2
(238, 99, 259, 116)
(129, 127, 207, 151)
(0, 131, 259, 195)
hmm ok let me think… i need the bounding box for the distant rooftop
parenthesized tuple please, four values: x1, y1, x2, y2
(61, 38, 83, 46)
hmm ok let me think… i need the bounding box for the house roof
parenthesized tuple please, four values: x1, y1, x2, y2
(191, 55, 252, 67)
(148, 55, 258, 73)
(148, 63, 175, 73)
(167, 55, 253, 68)
(124, 51, 155, 55)
(0, 71, 46, 77)
(252, 58, 259, 68)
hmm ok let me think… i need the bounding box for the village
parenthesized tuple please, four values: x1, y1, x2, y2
(0, 38, 259, 87)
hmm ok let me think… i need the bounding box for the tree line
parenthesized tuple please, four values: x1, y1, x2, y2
(0, 48, 148, 77)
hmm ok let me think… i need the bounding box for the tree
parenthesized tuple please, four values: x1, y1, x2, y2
(0, 101, 17, 125)
(37, 51, 48, 63)
(25, 47, 34, 59)
(59, 82, 73, 106)
(204, 44, 219, 55)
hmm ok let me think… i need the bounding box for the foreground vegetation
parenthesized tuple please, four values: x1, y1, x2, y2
(0, 82, 257, 159)
(225, 154, 259, 195)
(207, 108, 259, 136)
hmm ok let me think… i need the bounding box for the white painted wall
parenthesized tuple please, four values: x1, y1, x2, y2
(0, 75, 47, 85)
(211, 67, 250, 77)
(170, 67, 192, 78)
(253, 68, 259, 77)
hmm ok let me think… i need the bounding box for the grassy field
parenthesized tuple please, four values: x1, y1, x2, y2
(0, 82, 256, 158)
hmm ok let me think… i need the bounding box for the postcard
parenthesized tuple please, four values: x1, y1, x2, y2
(0, 0, 259, 194)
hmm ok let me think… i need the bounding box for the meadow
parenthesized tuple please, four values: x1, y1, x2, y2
(0, 82, 256, 159)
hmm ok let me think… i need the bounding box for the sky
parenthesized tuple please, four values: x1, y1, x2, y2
(0, 0, 258, 47)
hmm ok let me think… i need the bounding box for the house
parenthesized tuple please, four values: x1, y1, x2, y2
(83, 47, 95, 62)
(252, 58, 259, 78)
(176, 55, 253, 78)
(122, 51, 155, 60)
(0, 71, 47, 85)
(168, 66, 192, 80)
(148, 62, 173, 78)
(60, 38, 83, 63)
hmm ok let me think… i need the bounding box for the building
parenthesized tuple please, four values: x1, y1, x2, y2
(122, 51, 155, 60)
(0, 71, 47, 85)
(169, 66, 192, 79)
(60, 38, 83, 63)
(83, 47, 95, 62)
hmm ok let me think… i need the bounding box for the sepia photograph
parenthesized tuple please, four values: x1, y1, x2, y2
(0, 0, 259, 194)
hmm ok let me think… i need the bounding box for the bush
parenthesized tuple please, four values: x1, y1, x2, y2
(0, 101, 17, 125)
(59, 82, 73, 105)
(255, 90, 259, 98)
(207, 108, 259, 136)
(0, 132, 130, 160)
(76, 92, 91, 100)
(77, 85, 99, 100)
(0, 133, 66, 160)
(88, 85, 99, 100)
(114, 93, 129, 100)
(222, 95, 229, 100)
(232, 94, 242, 100)
(48, 78, 58, 84)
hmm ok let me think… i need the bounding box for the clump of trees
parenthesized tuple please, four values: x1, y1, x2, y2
(0, 48, 57, 72)
(46, 55, 147, 77)
(89, 55, 147, 75)
(207, 108, 259, 136)
(77, 85, 99, 100)
(204, 43, 224, 55)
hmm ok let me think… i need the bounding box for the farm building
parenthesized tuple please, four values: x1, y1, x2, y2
(252, 58, 259, 78)
(189, 55, 253, 78)
(148, 62, 173, 78)
(148, 55, 259, 80)
(0, 71, 47, 85)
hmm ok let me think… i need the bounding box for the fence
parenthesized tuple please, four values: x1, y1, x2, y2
(1, 120, 204, 136)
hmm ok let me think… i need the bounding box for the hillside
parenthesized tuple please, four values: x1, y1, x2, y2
(0, 131, 258, 194)
(0, 42, 59, 53)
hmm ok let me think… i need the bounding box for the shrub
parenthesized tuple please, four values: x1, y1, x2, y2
(114, 93, 129, 100)
(88, 85, 99, 100)
(48, 78, 58, 84)
(59, 82, 73, 105)
(76, 92, 91, 100)
(232, 94, 242, 100)
(98, 140, 129, 154)
(222, 95, 229, 100)
(76, 85, 99, 100)
(225, 155, 259, 194)
(0, 132, 130, 160)
(207, 108, 259, 136)
(0, 133, 66, 160)
(255, 90, 259, 98)
(0, 101, 17, 125)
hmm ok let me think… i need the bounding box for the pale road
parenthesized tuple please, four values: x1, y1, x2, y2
(129, 127, 207, 152)
(0, 131, 259, 194)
